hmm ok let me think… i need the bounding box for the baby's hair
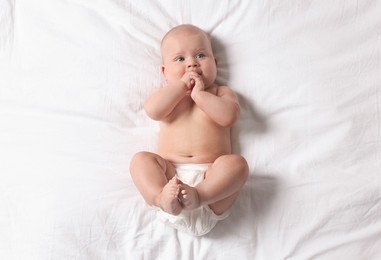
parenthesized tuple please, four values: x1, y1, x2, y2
(160, 24, 212, 52)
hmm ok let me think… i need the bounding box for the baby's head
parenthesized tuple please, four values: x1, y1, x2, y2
(160, 24, 217, 88)
(160, 25, 214, 56)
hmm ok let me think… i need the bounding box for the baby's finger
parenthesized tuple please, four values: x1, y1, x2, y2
(188, 71, 201, 78)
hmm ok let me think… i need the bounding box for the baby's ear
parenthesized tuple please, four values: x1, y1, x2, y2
(161, 65, 166, 79)
(215, 58, 218, 66)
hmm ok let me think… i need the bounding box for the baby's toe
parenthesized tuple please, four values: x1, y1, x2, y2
(181, 189, 188, 198)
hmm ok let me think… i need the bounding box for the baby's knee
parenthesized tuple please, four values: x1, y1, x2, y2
(131, 151, 152, 162)
(231, 155, 249, 180)
(130, 151, 154, 173)
(219, 154, 249, 179)
(130, 151, 168, 174)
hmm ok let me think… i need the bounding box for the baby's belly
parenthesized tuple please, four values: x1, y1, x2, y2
(157, 128, 231, 164)
(159, 150, 225, 164)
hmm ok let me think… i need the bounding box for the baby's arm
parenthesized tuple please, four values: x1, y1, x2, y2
(144, 81, 189, 121)
(191, 76, 240, 127)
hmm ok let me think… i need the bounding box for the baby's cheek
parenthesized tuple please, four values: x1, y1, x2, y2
(168, 72, 182, 81)
(178, 72, 185, 80)
(167, 71, 183, 81)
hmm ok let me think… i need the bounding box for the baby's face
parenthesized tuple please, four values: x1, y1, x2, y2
(161, 28, 217, 88)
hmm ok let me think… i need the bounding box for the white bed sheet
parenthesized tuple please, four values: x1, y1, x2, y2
(1, 0, 381, 259)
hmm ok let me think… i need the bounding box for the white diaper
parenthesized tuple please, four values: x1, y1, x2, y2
(156, 163, 230, 236)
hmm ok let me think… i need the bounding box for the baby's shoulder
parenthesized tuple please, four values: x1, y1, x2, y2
(214, 85, 236, 97)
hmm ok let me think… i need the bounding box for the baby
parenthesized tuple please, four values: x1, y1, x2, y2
(130, 24, 248, 236)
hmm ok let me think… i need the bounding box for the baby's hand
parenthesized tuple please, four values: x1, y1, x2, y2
(189, 73, 205, 92)
(180, 72, 194, 90)
(180, 72, 205, 97)
(189, 73, 205, 100)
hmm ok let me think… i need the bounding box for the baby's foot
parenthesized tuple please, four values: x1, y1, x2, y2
(157, 177, 183, 215)
(179, 184, 200, 211)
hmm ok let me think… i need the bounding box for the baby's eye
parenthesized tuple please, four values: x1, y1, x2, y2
(195, 53, 205, 59)
(175, 56, 185, 62)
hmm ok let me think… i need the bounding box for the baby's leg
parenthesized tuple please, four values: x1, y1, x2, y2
(195, 155, 249, 215)
(130, 151, 182, 215)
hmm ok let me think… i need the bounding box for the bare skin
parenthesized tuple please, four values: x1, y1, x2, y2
(130, 25, 249, 217)
(158, 177, 183, 215)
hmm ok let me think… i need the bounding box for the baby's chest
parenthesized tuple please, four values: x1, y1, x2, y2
(171, 105, 211, 126)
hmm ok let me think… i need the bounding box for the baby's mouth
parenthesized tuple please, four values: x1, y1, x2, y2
(189, 68, 202, 75)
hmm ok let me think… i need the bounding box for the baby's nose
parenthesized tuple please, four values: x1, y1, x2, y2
(187, 61, 199, 70)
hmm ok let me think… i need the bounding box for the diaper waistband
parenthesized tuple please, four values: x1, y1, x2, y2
(173, 163, 210, 171)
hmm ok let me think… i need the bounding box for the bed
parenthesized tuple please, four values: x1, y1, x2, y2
(1, 0, 381, 259)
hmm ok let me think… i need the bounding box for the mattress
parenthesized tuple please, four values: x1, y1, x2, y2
(1, 0, 381, 259)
